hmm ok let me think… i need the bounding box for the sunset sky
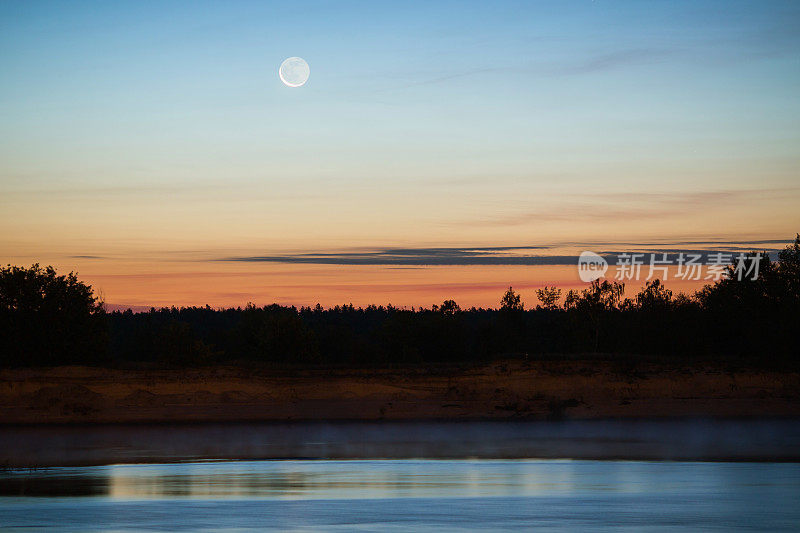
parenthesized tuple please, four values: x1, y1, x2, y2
(2, 1, 799, 309)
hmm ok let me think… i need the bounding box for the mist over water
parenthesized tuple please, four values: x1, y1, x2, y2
(2, 419, 800, 467)
(2, 421, 800, 530)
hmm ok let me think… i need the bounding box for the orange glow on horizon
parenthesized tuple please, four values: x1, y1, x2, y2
(58, 262, 715, 311)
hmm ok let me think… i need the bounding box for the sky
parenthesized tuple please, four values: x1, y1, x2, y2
(1, 0, 799, 309)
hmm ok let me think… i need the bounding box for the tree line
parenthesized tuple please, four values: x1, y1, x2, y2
(1, 235, 798, 368)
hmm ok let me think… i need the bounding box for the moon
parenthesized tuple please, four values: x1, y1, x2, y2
(279, 57, 310, 87)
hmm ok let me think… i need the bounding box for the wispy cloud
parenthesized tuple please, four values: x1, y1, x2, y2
(473, 188, 798, 227)
(552, 48, 672, 75)
(223, 247, 567, 266)
(382, 47, 674, 91)
(220, 239, 790, 267)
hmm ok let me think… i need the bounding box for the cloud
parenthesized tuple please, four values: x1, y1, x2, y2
(474, 188, 798, 227)
(552, 48, 672, 75)
(220, 240, 789, 267)
(382, 47, 674, 92)
(223, 247, 570, 266)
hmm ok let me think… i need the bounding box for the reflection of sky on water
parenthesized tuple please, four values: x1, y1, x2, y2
(106, 460, 576, 500)
(2, 460, 799, 531)
(3, 460, 798, 501)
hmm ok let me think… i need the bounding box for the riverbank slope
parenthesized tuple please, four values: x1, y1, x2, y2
(2, 359, 798, 424)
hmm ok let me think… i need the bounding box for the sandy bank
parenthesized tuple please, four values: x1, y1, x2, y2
(1, 360, 798, 424)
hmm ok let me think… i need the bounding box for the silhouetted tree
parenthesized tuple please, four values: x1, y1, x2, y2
(695, 252, 776, 310)
(3, 233, 800, 369)
(440, 299, 461, 315)
(0, 264, 107, 366)
(563, 289, 580, 310)
(500, 287, 523, 311)
(566, 280, 625, 352)
(236, 303, 319, 363)
(152, 320, 214, 366)
(692, 238, 800, 359)
(776, 234, 800, 304)
(635, 279, 673, 311)
(535, 286, 562, 310)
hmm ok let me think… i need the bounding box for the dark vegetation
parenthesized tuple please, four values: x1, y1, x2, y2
(2, 236, 799, 369)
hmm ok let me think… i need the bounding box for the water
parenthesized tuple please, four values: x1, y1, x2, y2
(2, 460, 799, 531)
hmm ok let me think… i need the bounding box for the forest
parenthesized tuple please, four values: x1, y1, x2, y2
(1, 236, 798, 369)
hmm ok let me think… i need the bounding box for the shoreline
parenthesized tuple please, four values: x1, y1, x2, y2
(2, 418, 800, 467)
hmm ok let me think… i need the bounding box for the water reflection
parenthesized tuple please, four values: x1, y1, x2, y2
(1, 460, 799, 531)
(102, 461, 560, 500)
(0, 473, 108, 497)
(1, 460, 798, 501)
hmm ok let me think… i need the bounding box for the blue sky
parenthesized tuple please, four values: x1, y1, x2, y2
(1, 1, 798, 306)
(3, 0, 798, 192)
